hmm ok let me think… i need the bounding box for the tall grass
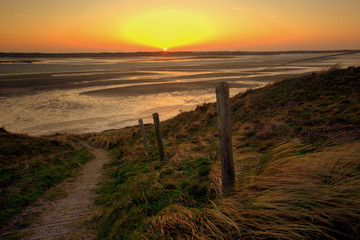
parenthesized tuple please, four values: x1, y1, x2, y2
(144, 142, 360, 239)
(91, 67, 360, 239)
(91, 127, 218, 239)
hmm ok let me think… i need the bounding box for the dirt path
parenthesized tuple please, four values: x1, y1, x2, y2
(18, 146, 110, 240)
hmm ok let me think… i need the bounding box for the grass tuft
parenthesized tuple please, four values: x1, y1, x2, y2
(91, 67, 360, 239)
(0, 130, 94, 229)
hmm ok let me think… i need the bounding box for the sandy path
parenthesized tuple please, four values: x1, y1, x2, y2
(20, 146, 110, 240)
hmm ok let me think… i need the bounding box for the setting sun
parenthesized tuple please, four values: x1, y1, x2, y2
(123, 10, 213, 50)
(1, 1, 360, 238)
(1, 0, 360, 51)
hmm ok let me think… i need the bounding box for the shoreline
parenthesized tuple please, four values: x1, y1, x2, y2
(1, 52, 359, 136)
(1, 49, 359, 58)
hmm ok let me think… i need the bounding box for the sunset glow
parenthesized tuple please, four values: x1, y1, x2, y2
(1, 0, 360, 52)
(123, 10, 213, 50)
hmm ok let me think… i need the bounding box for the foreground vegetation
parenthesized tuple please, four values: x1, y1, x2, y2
(0, 66, 359, 239)
(86, 66, 360, 239)
(0, 129, 93, 229)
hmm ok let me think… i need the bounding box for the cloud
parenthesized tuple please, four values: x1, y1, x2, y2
(232, 8, 244, 11)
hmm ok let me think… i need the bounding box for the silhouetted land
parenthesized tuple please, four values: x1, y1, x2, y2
(1, 50, 359, 58)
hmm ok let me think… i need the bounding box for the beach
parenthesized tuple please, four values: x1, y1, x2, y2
(0, 51, 359, 135)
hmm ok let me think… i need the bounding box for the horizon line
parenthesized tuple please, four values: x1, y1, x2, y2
(1, 49, 360, 55)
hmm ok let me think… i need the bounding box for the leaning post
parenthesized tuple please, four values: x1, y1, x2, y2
(152, 113, 165, 161)
(216, 82, 235, 193)
(139, 119, 149, 158)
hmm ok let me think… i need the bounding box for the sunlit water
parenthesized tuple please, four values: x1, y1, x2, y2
(0, 53, 359, 135)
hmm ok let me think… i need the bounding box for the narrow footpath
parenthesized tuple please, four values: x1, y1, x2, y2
(17, 146, 110, 240)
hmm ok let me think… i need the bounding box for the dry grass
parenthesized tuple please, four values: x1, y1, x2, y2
(91, 67, 360, 239)
(143, 141, 360, 239)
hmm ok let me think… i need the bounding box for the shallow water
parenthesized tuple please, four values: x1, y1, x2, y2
(0, 52, 359, 135)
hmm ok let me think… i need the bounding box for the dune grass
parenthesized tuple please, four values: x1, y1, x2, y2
(90, 130, 216, 239)
(1, 66, 357, 238)
(145, 141, 360, 239)
(0, 129, 94, 228)
(91, 136, 360, 239)
(88, 66, 359, 239)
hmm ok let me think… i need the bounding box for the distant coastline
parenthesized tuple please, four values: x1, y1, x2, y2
(1, 50, 359, 58)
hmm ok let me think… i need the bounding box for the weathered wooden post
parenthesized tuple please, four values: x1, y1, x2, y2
(152, 113, 165, 161)
(216, 82, 235, 193)
(139, 119, 149, 158)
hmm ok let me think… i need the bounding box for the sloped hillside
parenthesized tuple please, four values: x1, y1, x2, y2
(0, 129, 93, 228)
(83, 67, 360, 239)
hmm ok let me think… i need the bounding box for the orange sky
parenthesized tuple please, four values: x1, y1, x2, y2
(1, 0, 360, 52)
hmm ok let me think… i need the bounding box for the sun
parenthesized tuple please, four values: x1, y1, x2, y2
(123, 10, 213, 50)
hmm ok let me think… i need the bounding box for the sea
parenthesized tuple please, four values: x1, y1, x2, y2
(0, 52, 359, 136)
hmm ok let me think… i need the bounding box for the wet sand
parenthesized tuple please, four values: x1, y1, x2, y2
(1, 51, 359, 135)
(0, 71, 160, 96)
(81, 73, 307, 97)
(0, 67, 308, 97)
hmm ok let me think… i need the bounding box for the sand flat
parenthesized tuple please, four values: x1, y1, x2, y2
(1, 52, 359, 135)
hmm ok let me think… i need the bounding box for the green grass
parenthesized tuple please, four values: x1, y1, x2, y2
(0, 130, 94, 228)
(1, 66, 359, 238)
(92, 146, 215, 239)
(89, 66, 360, 239)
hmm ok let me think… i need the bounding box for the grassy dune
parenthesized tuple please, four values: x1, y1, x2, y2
(0, 66, 359, 239)
(86, 66, 360, 239)
(0, 129, 94, 228)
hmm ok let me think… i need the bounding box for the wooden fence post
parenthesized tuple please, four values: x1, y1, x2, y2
(216, 82, 235, 193)
(152, 113, 165, 161)
(139, 119, 149, 158)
